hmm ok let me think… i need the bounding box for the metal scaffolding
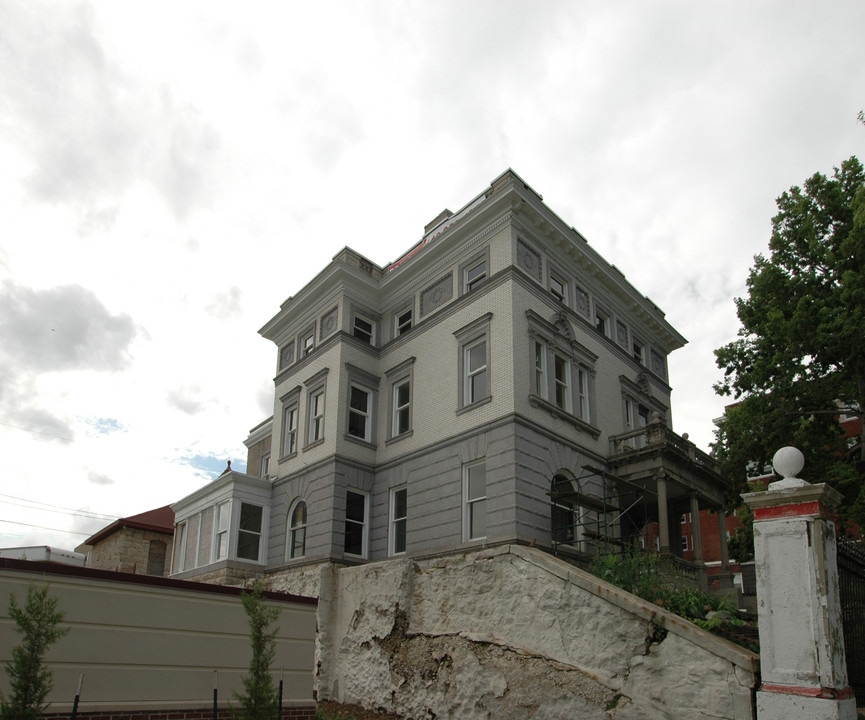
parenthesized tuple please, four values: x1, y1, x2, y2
(549, 464, 651, 559)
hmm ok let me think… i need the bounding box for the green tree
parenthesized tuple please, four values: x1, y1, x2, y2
(714, 156, 865, 534)
(1, 584, 69, 720)
(232, 582, 281, 720)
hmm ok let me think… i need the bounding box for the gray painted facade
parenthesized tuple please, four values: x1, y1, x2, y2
(171, 169, 724, 584)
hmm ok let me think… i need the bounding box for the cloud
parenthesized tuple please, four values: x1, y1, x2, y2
(87, 470, 115, 486)
(0, 282, 136, 373)
(166, 385, 209, 415)
(0, 0, 221, 223)
(206, 286, 243, 320)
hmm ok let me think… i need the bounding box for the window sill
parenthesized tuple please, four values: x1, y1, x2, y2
(303, 438, 325, 452)
(344, 434, 377, 449)
(277, 452, 298, 464)
(385, 429, 414, 446)
(456, 396, 492, 416)
(528, 395, 601, 439)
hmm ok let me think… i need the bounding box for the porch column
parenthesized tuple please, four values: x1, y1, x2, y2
(656, 474, 670, 553)
(743, 447, 856, 720)
(689, 493, 703, 562)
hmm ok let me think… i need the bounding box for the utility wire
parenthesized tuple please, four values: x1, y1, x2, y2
(0, 519, 95, 537)
(0, 420, 75, 443)
(0, 493, 116, 520)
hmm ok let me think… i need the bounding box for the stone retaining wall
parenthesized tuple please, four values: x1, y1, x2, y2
(315, 545, 758, 720)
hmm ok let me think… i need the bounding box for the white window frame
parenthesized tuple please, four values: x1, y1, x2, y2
(577, 367, 590, 423)
(389, 486, 407, 556)
(344, 489, 369, 558)
(174, 521, 188, 572)
(281, 402, 298, 458)
(286, 499, 307, 560)
(396, 307, 413, 337)
(352, 313, 376, 345)
(385, 357, 415, 441)
(348, 384, 372, 442)
(549, 272, 567, 303)
(465, 338, 488, 406)
(463, 460, 487, 542)
(460, 248, 490, 295)
(213, 501, 231, 561)
(633, 338, 645, 365)
(455, 314, 492, 412)
(309, 390, 325, 443)
(534, 340, 548, 401)
(464, 258, 487, 292)
(595, 308, 610, 338)
(393, 380, 411, 437)
(236, 502, 264, 562)
(553, 353, 572, 413)
(302, 329, 315, 356)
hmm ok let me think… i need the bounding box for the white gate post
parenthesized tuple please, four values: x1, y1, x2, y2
(742, 447, 857, 720)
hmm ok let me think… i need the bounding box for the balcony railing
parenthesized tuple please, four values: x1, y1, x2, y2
(609, 422, 727, 483)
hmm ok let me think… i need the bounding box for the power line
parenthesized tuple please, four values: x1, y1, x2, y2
(0, 493, 116, 520)
(0, 420, 75, 443)
(0, 519, 94, 537)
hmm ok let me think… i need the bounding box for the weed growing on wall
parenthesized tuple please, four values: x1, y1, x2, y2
(232, 581, 281, 720)
(1, 584, 68, 720)
(590, 543, 744, 631)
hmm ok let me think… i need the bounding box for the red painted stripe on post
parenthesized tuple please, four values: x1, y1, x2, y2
(753, 501, 823, 521)
(761, 682, 855, 700)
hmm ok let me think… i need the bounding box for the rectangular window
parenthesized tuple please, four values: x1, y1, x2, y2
(348, 385, 372, 441)
(396, 309, 412, 336)
(455, 314, 492, 411)
(353, 315, 375, 345)
(282, 405, 298, 456)
(390, 487, 407, 555)
(303, 331, 315, 356)
(465, 338, 488, 405)
(577, 367, 590, 421)
(550, 274, 566, 302)
(534, 340, 547, 400)
(633, 339, 645, 364)
(465, 259, 488, 292)
(174, 521, 188, 572)
(554, 354, 571, 412)
(214, 502, 230, 561)
(393, 380, 410, 436)
(259, 454, 270, 478)
(344, 490, 368, 557)
(236, 503, 263, 561)
(309, 390, 325, 443)
(552, 500, 575, 544)
(464, 461, 487, 541)
(625, 399, 649, 448)
(595, 311, 610, 337)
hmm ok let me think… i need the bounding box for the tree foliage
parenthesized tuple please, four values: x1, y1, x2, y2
(713, 156, 865, 530)
(232, 582, 281, 720)
(1, 584, 69, 720)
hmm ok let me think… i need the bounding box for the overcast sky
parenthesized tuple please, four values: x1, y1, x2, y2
(1, 0, 863, 552)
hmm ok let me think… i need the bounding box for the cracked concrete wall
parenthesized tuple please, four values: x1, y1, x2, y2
(316, 545, 758, 720)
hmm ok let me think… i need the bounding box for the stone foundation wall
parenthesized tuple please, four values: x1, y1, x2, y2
(316, 545, 759, 720)
(42, 706, 315, 719)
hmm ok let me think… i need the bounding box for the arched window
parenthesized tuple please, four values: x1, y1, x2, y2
(287, 500, 307, 560)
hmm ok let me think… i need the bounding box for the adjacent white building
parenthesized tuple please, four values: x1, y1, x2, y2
(171, 169, 732, 586)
